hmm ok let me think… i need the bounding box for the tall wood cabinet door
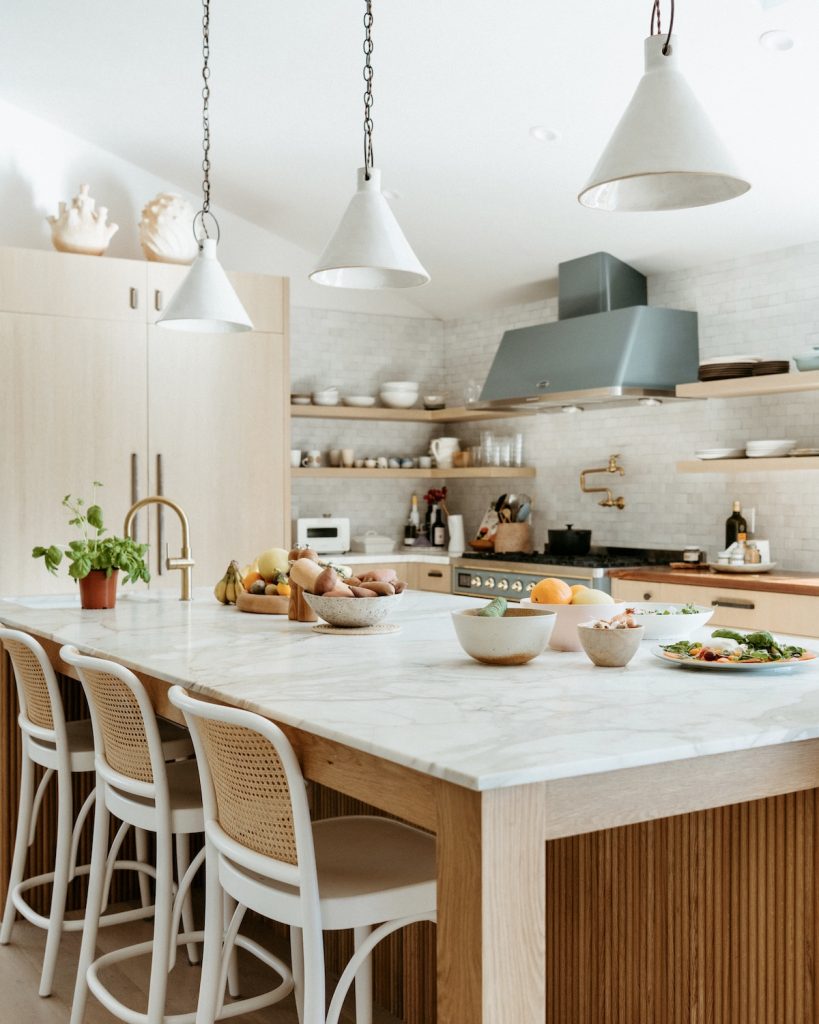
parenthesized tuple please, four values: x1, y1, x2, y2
(0, 248, 147, 322)
(147, 264, 286, 333)
(0, 313, 149, 596)
(146, 328, 290, 589)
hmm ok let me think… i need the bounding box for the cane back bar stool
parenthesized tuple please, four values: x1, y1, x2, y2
(60, 646, 292, 1024)
(168, 685, 437, 1024)
(0, 626, 192, 998)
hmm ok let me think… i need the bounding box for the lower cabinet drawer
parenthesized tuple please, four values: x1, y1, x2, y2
(417, 563, 450, 593)
(611, 580, 665, 603)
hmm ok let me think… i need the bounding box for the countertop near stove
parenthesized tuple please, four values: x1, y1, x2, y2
(610, 566, 819, 597)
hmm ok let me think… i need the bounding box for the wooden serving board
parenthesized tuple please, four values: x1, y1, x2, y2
(236, 591, 289, 615)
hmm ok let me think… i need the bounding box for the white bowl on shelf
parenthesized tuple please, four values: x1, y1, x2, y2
(380, 392, 419, 409)
(342, 395, 377, 407)
(312, 388, 340, 406)
(381, 380, 419, 391)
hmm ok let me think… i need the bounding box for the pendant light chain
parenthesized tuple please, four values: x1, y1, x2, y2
(362, 0, 375, 180)
(650, 0, 674, 55)
(194, 0, 219, 242)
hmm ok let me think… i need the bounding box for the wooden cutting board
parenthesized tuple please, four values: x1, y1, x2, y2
(236, 591, 289, 614)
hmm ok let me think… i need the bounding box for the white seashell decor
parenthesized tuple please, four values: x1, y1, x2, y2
(47, 183, 119, 256)
(138, 192, 198, 264)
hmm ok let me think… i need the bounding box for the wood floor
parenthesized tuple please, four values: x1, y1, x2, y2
(0, 911, 398, 1024)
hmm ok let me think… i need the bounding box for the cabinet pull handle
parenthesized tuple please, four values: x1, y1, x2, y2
(129, 287, 139, 310)
(129, 453, 139, 540)
(643, 592, 653, 601)
(427, 570, 444, 578)
(712, 598, 755, 610)
(154, 289, 163, 311)
(156, 453, 164, 575)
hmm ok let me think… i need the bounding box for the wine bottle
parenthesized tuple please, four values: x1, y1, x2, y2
(431, 504, 446, 547)
(725, 500, 748, 549)
(403, 493, 419, 547)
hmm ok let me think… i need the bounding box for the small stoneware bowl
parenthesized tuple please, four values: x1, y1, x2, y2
(303, 591, 402, 628)
(520, 599, 626, 652)
(451, 606, 556, 666)
(576, 622, 645, 667)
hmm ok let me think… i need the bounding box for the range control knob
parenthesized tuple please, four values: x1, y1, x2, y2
(511, 580, 523, 593)
(525, 580, 535, 592)
(484, 577, 496, 590)
(471, 575, 482, 587)
(497, 578, 509, 591)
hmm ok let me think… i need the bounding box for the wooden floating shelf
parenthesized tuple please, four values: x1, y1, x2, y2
(677, 457, 819, 473)
(676, 369, 819, 400)
(290, 404, 520, 423)
(292, 466, 536, 479)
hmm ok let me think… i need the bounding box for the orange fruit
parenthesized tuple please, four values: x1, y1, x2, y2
(243, 571, 264, 589)
(530, 577, 573, 605)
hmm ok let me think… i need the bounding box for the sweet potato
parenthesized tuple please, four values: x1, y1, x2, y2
(349, 585, 379, 598)
(362, 580, 395, 596)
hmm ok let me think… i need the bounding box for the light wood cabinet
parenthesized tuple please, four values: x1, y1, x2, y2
(0, 247, 290, 597)
(340, 561, 451, 593)
(0, 312, 148, 595)
(611, 579, 665, 603)
(416, 561, 450, 592)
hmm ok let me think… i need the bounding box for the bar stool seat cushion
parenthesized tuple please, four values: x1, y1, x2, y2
(105, 759, 204, 834)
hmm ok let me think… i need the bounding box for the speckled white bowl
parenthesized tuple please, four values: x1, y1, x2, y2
(303, 591, 403, 628)
(577, 622, 645, 667)
(451, 606, 556, 666)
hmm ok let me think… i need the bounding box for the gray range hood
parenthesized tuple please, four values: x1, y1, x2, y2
(478, 252, 699, 412)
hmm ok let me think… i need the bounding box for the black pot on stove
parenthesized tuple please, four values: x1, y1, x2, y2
(547, 524, 592, 557)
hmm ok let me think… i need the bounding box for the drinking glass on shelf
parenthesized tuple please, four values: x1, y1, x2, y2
(512, 433, 524, 467)
(470, 445, 482, 466)
(497, 437, 512, 467)
(464, 379, 481, 406)
(480, 430, 495, 466)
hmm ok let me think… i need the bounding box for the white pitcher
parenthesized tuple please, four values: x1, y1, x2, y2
(430, 436, 460, 468)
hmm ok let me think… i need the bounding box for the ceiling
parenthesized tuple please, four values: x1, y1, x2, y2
(2, 0, 819, 320)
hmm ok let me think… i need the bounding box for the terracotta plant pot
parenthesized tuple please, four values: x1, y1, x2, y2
(78, 569, 119, 609)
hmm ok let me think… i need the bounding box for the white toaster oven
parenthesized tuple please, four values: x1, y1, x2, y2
(294, 517, 351, 555)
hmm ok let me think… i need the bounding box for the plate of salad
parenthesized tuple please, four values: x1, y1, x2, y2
(653, 629, 818, 670)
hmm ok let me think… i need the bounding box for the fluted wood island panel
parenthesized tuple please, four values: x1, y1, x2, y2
(4, 592, 819, 1023)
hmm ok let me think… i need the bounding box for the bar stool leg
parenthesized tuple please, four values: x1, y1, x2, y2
(135, 829, 152, 908)
(353, 925, 373, 1024)
(70, 792, 110, 1024)
(175, 833, 200, 965)
(38, 765, 73, 996)
(223, 892, 240, 997)
(290, 926, 305, 1024)
(194, 843, 223, 1024)
(0, 748, 35, 945)
(146, 829, 174, 1024)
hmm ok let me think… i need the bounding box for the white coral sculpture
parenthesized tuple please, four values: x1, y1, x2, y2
(47, 183, 119, 256)
(138, 192, 198, 264)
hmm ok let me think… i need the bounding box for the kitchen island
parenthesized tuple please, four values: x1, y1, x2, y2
(3, 590, 819, 1023)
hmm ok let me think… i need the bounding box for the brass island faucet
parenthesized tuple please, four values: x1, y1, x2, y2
(123, 497, 195, 600)
(580, 454, 626, 510)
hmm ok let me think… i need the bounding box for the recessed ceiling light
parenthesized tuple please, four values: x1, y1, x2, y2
(529, 126, 560, 143)
(759, 29, 794, 51)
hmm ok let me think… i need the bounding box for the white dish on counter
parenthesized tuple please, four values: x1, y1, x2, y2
(342, 395, 377, 407)
(707, 562, 777, 573)
(628, 603, 714, 640)
(520, 598, 626, 652)
(652, 645, 818, 671)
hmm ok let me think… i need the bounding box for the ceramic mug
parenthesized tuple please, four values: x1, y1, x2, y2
(354, 459, 365, 468)
(341, 448, 355, 468)
(290, 449, 302, 469)
(376, 456, 388, 469)
(418, 455, 433, 469)
(364, 458, 377, 469)
(301, 450, 322, 468)
(329, 448, 342, 467)
(430, 436, 460, 468)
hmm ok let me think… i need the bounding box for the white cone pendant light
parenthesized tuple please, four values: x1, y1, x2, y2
(311, 168, 429, 289)
(310, 1, 429, 290)
(157, 0, 253, 332)
(156, 238, 252, 332)
(579, 5, 750, 212)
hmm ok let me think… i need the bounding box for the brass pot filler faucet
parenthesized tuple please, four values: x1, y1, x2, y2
(580, 454, 626, 510)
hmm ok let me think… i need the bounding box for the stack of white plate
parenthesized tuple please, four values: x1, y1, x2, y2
(380, 381, 419, 409)
(695, 447, 745, 460)
(746, 438, 796, 458)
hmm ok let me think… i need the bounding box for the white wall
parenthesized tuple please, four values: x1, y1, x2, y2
(443, 243, 819, 570)
(0, 97, 429, 318)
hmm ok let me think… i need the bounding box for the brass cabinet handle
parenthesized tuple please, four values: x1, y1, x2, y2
(129, 287, 139, 310)
(156, 453, 164, 575)
(154, 289, 163, 311)
(712, 598, 755, 610)
(129, 453, 139, 540)
(643, 591, 653, 601)
(427, 570, 443, 578)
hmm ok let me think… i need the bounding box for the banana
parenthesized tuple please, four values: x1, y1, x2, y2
(214, 560, 246, 604)
(214, 567, 230, 604)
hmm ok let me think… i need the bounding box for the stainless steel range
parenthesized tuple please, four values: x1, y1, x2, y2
(451, 549, 675, 600)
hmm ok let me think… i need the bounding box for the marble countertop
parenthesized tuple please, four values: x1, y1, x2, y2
(3, 590, 819, 792)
